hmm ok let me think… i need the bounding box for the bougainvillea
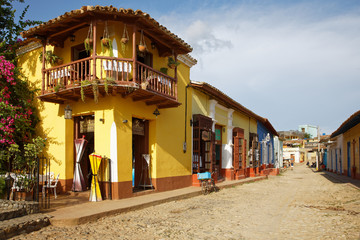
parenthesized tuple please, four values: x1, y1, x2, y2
(0, 0, 42, 171)
(0, 56, 34, 146)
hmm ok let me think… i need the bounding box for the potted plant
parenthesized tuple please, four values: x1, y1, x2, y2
(101, 21, 113, 56)
(101, 38, 113, 56)
(139, 44, 146, 52)
(168, 57, 180, 69)
(160, 67, 168, 75)
(84, 38, 93, 54)
(139, 29, 147, 52)
(39, 51, 63, 66)
(54, 83, 65, 93)
(104, 77, 116, 95)
(121, 24, 129, 44)
(84, 23, 94, 54)
(80, 80, 100, 103)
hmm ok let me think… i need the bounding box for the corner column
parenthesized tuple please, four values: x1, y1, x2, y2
(209, 99, 217, 131)
(223, 109, 234, 169)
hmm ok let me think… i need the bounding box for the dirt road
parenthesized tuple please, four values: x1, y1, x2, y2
(12, 164, 360, 240)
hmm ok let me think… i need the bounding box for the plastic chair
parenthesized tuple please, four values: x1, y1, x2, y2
(42, 173, 60, 198)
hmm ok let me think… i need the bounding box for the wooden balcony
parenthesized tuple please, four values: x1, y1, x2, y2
(39, 56, 180, 109)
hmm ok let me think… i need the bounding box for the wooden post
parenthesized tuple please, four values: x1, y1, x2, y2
(92, 20, 97, 80)
(174, 54, 178, 99)
(132, 25, 137, 83)
(174, 54, 178, 80)
(41, 41, 46, 94)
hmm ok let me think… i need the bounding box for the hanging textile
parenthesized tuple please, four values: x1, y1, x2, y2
(89, 153, 102, 202)
(72, 137, 88, 192)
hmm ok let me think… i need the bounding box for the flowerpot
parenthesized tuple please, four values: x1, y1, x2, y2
(139, 44, 146, 52)
(102, 38, 110, 46)
(85, 38, 93, 45)
(121, 37, 129, 44)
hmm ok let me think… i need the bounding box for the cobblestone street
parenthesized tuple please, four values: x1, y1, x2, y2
(12, 164, 360, 240)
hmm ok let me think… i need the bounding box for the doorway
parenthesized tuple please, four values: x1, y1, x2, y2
(132, 118, 150, 191)
(215, 125, 223, 178)
(74, 115, 95, 190)
(137, 50, 153, 67)
(72, 43, 91, 80)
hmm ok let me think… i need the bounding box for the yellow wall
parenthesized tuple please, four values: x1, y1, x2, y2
(191, 88, 258, 167)
(191, 89, 209, 116)
(342, 123, 360, 175)
(233, 112, 257, 160)
(17, 21, 193, 185)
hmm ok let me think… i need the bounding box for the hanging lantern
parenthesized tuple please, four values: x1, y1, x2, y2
(153, 108, 160, 117)
(64, 105, 72, 119)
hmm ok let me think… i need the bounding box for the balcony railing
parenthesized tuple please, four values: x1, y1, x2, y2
(42, 56, 177, 100)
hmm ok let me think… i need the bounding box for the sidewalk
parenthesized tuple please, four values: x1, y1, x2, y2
(48, 175, 267, 226)
(320, 170, 360, 190)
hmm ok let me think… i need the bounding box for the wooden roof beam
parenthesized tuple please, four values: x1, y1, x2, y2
(158, 102, 180, 109)
(54, 93, 79, 102)
(48, 22, 88, 40)
(146, 99, 167, 106)
(132, 95, 154, 102)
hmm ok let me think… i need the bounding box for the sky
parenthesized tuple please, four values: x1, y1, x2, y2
(12, 0, 360, 134)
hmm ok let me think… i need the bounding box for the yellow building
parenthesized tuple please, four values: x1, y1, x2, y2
(189, 81, 278, 184)
(330, 110, 360, 179)
(17, 6, 197, 199)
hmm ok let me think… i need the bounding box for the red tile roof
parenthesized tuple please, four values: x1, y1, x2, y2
(190, 81, 278, 136)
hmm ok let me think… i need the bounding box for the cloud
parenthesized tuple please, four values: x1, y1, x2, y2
(160, 2, 360, 133)
(184, 20, 233, 55)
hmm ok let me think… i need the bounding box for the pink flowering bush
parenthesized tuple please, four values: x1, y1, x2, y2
(0, 0, 43, 173)
(0, 51, 38, 171)
(0, 56, 16, 85)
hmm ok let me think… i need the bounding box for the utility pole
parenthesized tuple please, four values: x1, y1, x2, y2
(316, 126, 320, 171)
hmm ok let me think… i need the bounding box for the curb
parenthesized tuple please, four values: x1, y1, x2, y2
(321, 171, 360, 190)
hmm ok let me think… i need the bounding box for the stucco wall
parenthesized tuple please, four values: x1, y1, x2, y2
(17, 21, 193, 193)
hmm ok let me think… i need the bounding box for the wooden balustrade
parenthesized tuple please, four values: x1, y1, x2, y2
(136, 61, 177, 99)
(44, 57, 93, 92)
(97, 56, 133, 82)
(42, 56, 177, 100)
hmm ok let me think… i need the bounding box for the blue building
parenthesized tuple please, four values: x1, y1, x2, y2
(257, 119, 277, 167)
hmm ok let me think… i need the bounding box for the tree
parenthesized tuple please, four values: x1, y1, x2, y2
(0, 0, 42, 171)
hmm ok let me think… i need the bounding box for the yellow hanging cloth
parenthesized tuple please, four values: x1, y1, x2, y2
(89, 153, 102, 202)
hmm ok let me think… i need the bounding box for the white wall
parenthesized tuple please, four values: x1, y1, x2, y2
(283, 147, 301, 163)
